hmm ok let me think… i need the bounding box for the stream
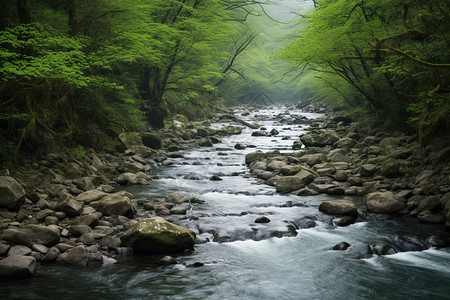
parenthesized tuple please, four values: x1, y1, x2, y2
(2, 107, 450, 300)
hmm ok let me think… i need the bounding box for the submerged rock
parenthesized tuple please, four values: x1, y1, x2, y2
(255, 216, 271, 223)
(332, 242, 351, 251)
(120, 217, 196, 254)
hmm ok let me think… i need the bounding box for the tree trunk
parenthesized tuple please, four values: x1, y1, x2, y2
(68, 0, 79, 35)
(17, 0, 32, 24)
(0, 0, 9, 30)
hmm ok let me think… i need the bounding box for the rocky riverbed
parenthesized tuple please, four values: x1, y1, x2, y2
(1, 104, 449, 279)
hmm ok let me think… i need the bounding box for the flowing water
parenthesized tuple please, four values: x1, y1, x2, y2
(2, 107, 450, 300)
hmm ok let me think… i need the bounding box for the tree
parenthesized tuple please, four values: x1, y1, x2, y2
(280, 0, 450, 139)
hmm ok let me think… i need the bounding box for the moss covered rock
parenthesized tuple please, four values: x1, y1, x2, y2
(120, 217, 196, 254)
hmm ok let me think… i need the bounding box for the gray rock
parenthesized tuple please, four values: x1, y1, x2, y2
(70, 225, 93, 236)
(24, 225, 60, 247)
(219, 126, 242, 135)
(334, 137, 356, 148)
(117, 160, 146, 173)
(158, 255, 177, 265)
(120, 217, 196, 254)
(234, 143, 246, 150)
(417, 211, 445, 224)
(245, 151, 266, 164)
(255, 216, 271, 223)
(251, 130, 268, 137)
(0, 228, 33, 247)
(56, 193, 82, 217)
(365, 191, 406, 214)
(100, 236, 121, 250)
(41, 247, 60, 262)
(73, 177, 94, 191)
(319, 200, 358, 217)
(56, 245, 89, 266)
(199, 138, 213, 147)
(0, 242, 10, 256)
(381, 159, 402, 178)
(75, 190, 107, 204)
(415, 170, 433, 185)
(417, 196, 442, 213)
(0, 255, 36, 277)
(165, 192, 189, 204)
(0, 176, 26, 209)
(171, 205, 188, 215)
(141, 133, 162, 149)
(333, 216, 356, 226)
(276, 176, 305, 193)
(333, 170, 348, 182)
(301, 130, 340, 147)
(32, 244, 49, 254)
(360, 164, 377, 177)
(332, 242, 351, 251)
(76, 212, 102, 227)
(90, 193, 135, 217)
(80, 233, 96, 245)
(8, 245, 32, 256)
(36, 208, 54, 221)
(166, 151, 184, 158)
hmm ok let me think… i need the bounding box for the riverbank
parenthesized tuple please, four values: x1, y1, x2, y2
(1, 104, 449, 278)
(245, 105, 450, 232)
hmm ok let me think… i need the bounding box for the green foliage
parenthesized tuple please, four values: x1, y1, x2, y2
(0, 23, 90, 86)
(279, 0, 450, 139)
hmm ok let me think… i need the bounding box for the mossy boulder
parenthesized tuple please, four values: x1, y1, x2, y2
(120, 217, 196, 254)
(119, 132, 143, 149)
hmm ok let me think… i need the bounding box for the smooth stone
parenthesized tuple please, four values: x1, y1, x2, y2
(332, 242, 351, 251)
(0, 255, 36, 277)
(255, 216, 271, 223)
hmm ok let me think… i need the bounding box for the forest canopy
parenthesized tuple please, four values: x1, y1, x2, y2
(0, 0, 275, 160)
(279, 0, 450, 142)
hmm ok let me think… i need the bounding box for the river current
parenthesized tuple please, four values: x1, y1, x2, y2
(2, 107, 450, 300)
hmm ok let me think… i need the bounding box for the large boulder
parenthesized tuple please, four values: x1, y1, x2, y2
(24, 225, 60, 247)
(0, 228, 33, 247)
(365, 191, 406, 214)
(319, 200, 358, 217)
(245, 151, 266, 165)
(0, 176, 26, 209)
(300, 131, 340, 147)
(141, 133, 162, 150)
(120, 217, 196, 254)
(75, 190, 107, 204)
(119, 132, 143, 149)
(56, 193, 82, 217)
(275, 176, 305, 193)
(56, 245, 89, 266)
(90, 193, 135, 217)
(0, 255, 36, 277)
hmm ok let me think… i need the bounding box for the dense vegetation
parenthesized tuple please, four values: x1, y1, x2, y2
(0, 0, 269, 163)
(280, 0, 450, 143)
(1, 0, 449, 165)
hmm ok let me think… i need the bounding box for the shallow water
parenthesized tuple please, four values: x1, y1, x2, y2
(2, 107, 450, 300)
